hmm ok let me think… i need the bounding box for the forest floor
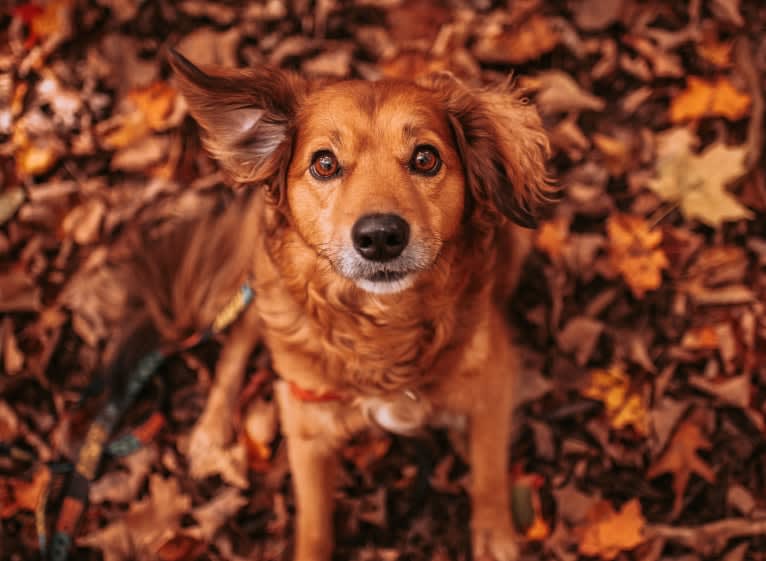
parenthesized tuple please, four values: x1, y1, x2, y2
(2, 1, 766, 560)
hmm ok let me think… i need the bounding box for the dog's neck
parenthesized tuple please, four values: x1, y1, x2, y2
(259, 200, 494, 395)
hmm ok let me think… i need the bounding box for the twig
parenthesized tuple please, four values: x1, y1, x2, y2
(735, 37, 764, 171)
(647, 518, 766, 557)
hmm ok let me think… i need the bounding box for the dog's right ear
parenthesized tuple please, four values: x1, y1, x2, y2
(168, 49, 307, 193)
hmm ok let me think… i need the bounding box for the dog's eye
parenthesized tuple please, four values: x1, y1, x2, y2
(410, 145, 441, 176)
(310, 150, 340, 179)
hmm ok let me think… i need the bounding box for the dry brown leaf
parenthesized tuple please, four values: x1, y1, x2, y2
(79, 475, 192, 561)
(379, 52, 452, 80)
(649, 129, 751, 227)
(0, 188, 26, 225)
(577, 498, 646, 560)
(342, 434, 392, 472)
(709, 0, 744, 26)
(607, 213, 668, 298)
(670, 76, 751, 122)
(569, 0, 624, 30)
(473, 14, 559, 64)
(583, 365, 649, 435)
(2, 317, 24, 375)
(0, 467, 50, 518)
(557, 316, 604, 366)
(647, 417, 716, 517)
(520, 71, 606, 114)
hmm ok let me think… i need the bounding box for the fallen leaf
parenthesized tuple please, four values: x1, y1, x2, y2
(557, 316, 604, 366)
(0, 188, 26, 225)
(583, 365, 649, 435)
(577, 498, 646, 560)
(536, 217, 569, 261)
(342, 434, 392, 472)
(521, 71, 606, 114)
(188, 487, 247, 541)
(647, 417, 716, 517)
(0, 467, 50, 518)
(90, 447, 158, 504)
(696, 24, 733, 68)
(79, 475, 192, 561)
(709, 0, 744, 26)
(607, 213, 668, 298)
(593, 133, 631, 176)
(648, 129, 752, 227)
(569, 0, 624, 30)
(473, 15, 559, 64)
(2, 317, 24, 375)
(101, 82, 179, 149)
(13, 0, 72, 48)
(670, 77, 751, 122)
(241, 397, 278, 466)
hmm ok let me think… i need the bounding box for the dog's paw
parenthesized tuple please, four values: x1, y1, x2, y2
(472, 524, 520, 561)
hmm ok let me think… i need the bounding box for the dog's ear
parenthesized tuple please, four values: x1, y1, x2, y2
(420, 72, 554, 228)
(168, 49, 307, 195)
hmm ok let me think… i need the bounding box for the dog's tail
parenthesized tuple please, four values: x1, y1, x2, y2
(103, 190, 261, 383)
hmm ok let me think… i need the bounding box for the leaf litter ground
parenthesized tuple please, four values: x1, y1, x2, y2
(2, 1, 766, 560)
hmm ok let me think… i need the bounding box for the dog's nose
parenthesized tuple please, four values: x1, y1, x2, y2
(352, 213, 410, 262)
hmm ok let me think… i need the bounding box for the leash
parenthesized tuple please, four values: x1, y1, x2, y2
(3, 281, 255, 561)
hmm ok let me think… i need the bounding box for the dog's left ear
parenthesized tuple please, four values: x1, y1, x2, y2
(420, 73, 554, 228)
(168, 49, 307, 196)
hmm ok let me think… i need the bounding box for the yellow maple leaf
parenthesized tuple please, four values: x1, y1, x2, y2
(578, 498, 646, 560)
(583, 365, 648, 435)
(670, 76, 751, 122)
(607, 213, 668, 298)
(648, 128, 752, 227)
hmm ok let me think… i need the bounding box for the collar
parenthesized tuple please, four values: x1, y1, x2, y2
(288, 380, 346, 403)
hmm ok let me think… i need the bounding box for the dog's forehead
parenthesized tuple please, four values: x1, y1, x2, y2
(299, 80, 448, 137)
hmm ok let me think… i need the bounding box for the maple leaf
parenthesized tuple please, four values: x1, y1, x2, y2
(606, 213, 668, 298)
(670, 76, 751, 122)
(648, 128, 752, 227)
(79, 475, 192, 561)
(583, 365, 649, 435)
(647, 417, 716, 518)
(577, 498, 646, 560)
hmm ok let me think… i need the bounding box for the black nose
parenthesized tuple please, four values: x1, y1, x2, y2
(352, 213, 410, 262)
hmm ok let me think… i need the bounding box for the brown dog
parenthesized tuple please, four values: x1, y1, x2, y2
(131, 51, 551, 561)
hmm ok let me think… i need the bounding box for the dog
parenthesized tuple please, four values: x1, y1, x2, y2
(119, 50, 552, 561)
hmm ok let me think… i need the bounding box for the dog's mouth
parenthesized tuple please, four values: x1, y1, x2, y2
(366, 270, 408, 283)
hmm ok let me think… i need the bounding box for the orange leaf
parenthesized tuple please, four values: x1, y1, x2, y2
(607, 214, 668, 298)
(670, 76, 751, 122)
(647, 417, 715, 517)
(535, 217, 569, 260)
(593, 133, 631, 176)
(578, 498, 646, 560)
(102, 82, 178, 149)
(0, 467, 51, 518)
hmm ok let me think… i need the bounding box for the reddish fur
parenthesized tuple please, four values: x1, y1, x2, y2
(125, 50, 553, 561)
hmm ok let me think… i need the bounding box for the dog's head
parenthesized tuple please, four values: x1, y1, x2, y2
(170, 51, 551, 295)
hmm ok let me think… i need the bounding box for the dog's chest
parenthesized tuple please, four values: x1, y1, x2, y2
(358, 391, 467, 436)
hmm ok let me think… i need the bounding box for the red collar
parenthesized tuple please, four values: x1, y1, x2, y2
(288, 380, 346, 403)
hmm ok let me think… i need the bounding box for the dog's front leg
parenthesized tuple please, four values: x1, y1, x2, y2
(276, 382, 340, 561)
(469, 318, 520, 561)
